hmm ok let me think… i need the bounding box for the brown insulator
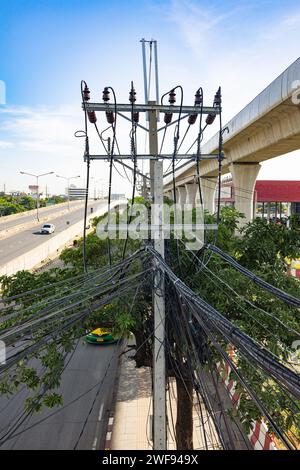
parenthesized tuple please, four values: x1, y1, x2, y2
(206, 114, 216, 125)
(102, 87, 110, 102)
(106, 111, 115, 124)
(164, 113, 173, 124)
(206, 88, 221, 125)
(214, 87, 221, 107)
(188, 114, 197, 125)
(83, 84, 90, 101)
(169, 89, 176, 104)
(88, 111, 97, 124)
(129, 84, 136, 103)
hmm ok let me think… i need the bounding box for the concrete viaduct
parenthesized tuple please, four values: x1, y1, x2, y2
(164, 57, 300, 223)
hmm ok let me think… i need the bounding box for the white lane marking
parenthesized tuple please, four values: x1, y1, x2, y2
(106, 431, 112, 441)
(92, 437, 98, 450)
(98, 403, 104, 422)
(108, 417, 114, 426)
(92, 402, 104, 450)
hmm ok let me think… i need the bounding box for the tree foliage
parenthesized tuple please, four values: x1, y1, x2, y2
(1, 201, 300, 448)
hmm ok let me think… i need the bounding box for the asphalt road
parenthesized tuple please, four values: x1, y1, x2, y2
(0, 339, 119, 450)
(0, 201, 84, 232)
(0, 201, 106, 266)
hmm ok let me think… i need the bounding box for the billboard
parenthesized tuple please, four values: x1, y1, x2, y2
(29, 185, 39, 192)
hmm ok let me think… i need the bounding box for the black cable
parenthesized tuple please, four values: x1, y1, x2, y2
(216, 89, 223, 226)
(183, 298, 295, 450)
(1, 268, 151, 375)
(195, 88, 204, 207)
(105, 87, 118, 266)
(208, 244, 300, 309)
(167, 86, 184, 275)
(122, 82, 138, 260)
(81, 80, 91, 274)
(148, 246, 300, 400)
(73, 266, 149, 449)
(73, 338, 122, 449)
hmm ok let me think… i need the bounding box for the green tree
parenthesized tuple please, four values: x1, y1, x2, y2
(169, 207, 300, 446)
(1, 203, 300, 449)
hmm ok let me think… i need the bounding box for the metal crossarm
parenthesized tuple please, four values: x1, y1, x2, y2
(83, 102, 220, 115)
(86, 153, 223, 161)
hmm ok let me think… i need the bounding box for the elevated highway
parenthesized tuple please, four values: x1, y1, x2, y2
(164, 57, 300, 223)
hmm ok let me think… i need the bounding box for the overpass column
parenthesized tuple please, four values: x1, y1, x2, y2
(185, 183, 198, 208)
(177, 186, 187, 209)
(201, 177, 218, 214)
(230, 163, 261, 224)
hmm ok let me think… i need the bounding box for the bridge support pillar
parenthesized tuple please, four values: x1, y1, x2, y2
(177, 186, 186, 209)
(230, 163, 261, 225)
(201, 177, 218, 214)
(185, 183, 198, 208)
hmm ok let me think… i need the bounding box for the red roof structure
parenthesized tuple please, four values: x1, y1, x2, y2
(219, 180, 300, 203)
(255, 181, 300, 203)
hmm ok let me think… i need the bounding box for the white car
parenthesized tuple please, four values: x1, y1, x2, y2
(40, 223, 55, 234)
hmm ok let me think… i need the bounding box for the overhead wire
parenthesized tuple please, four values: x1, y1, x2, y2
(80, 80, 91, 274)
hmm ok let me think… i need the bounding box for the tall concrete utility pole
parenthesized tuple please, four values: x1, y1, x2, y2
(80, 39, 220, 450)
(149, 100, 166, 449)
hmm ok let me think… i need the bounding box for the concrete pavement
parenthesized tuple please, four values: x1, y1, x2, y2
(0, 201, 104, 266)
(111, 346, 222, 450)
(0, 339, 119, 450)
(111, 342, 251, 450)
(0, 200, 84, 233)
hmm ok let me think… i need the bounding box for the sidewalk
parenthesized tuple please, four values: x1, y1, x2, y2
(111, 342, 244, 450)
(111, 345, 153, 450)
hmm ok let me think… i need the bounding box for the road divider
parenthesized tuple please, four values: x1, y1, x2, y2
(0, 201, 126, 277)
(0, 199, 82, 223)
(0, 202, 85, 241)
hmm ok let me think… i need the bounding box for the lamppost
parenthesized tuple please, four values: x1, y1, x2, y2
(90, 177, 103, 199)
(56, 174, 80, 210)
(20, 171, 54, 221)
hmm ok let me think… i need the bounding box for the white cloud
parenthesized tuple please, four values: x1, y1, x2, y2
(0, 104, 137, 196)
(161, 0, 300, 180)
(165, 0, 241, 57)
(0, 105, 82, 156)
(2, 1, 300, 192)
(0, 140, 14, 149)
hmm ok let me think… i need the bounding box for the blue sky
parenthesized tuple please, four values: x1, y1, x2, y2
(1, 0, 300, 195)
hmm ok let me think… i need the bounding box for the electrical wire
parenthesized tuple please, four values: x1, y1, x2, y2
(80, 80, 91, 274)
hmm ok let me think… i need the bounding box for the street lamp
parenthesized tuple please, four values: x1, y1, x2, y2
(90, 177, 103, 199)
(20, 171, 54, 221)
(56, 175, 80, 210)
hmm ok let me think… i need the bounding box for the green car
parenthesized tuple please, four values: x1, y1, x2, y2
(85, 328, 118, 345)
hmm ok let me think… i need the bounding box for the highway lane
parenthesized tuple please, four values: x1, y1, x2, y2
(0, 339, 119, 450)
(0, 201, 106, 266)
(0, 200, 85, 233)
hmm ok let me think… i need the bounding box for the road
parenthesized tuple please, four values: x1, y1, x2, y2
(0, 201, 84, 233)
(0, 201, 106, 266)
(0, 340, 119, 450)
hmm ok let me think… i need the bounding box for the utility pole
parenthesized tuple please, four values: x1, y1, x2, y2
(149, 101, 166, 449)
(80, 40, 220, 449)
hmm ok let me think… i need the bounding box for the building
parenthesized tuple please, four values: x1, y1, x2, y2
(68, 185, 88, 200)
(217, 178, 300, 220)
(111, 193, 126, 201)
